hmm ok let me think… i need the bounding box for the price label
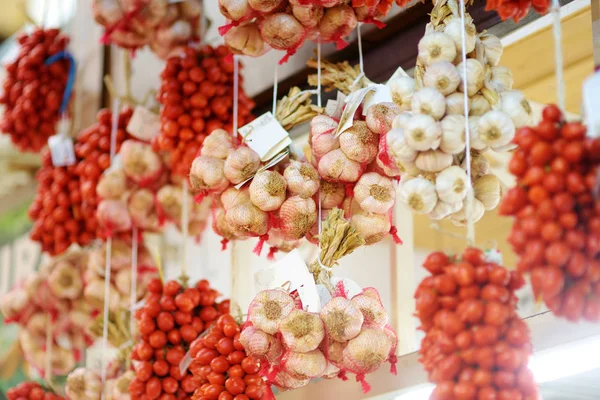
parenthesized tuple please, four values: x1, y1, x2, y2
(238, 112, 292, 162)
(325, 91, 347, 119)
(254, 249, 321, 312)
(362, 84, 393, 116)
(386, 66, 411, 83)
(484, 249, 503, 265)
(583, 70, 600, 138)
(48, 134, 75, 167)
(127, 106, 160, 142)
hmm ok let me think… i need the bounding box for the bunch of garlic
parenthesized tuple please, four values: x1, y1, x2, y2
(0, 251, 93, 375)
(84, 239, 157, 313)
(189, 129, 320, 257)
(242, 286, 397, 392)
(385, 8, 525, 225)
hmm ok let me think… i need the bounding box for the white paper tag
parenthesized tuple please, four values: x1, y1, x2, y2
(362, 84, 393, 116)
(484, 249, 503, 265)
(335, 86, 377, 137)
(325, 91, 347, 119)
(254, 249, 321, 312)
(127, 106, 160, 142)
(238, 112, 292, 162)
(48, 134, 75, 166)
(583, 71, 600, 138)
(386, 66, 410, 83)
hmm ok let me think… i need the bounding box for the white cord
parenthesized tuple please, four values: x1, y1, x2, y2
(458, 0, 475, 244)
(272, 63, 279, 115)
(350, 24, 366, 91)
(317, 42, 322, 108)
(129, 226, 138, 335)
(181, 179, 189, 278)
(233, 55, 239, 135)
(551, 0, 566, 112)
(44, 313, 52, 382)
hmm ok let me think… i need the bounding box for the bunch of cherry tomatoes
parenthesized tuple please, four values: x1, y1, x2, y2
(0, 28, 70, 152)
(415, 248, 538, 400)
(189, 314, 268, 400)
(501, 104, 600, 322)
(6, 381, 64, 400)
(155, 45, 254, 177)
(485, 0, 550, 22)
(129, 278, 230, 399)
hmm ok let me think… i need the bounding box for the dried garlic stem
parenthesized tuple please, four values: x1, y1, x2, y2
(275, 87, 324, 130)
(307, 57, 374, 95)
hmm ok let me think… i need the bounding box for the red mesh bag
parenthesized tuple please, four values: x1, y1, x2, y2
(7, 382, 64, 400)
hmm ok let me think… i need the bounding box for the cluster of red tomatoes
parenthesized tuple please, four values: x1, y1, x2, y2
(155, 45, 254, 177)
(415, 248, 538, 400)
(485, 0, 550, 22)
(0, 28, 70, 152)
(129, 278, 230, 399)
(28, 107, 133, 255)
(6, 381, 64, 400)
(501, 105, 600, 322)
(189, 314, 268, 400)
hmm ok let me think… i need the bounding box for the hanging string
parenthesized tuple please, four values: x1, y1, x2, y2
(272, 63, 279, 115)
(200, 0, 207, 43)
(230, 55, 240, 316)
(100, 97, 120, 399)
(316, 42, 322, 108)
(458, 0, 475, 244)
(350, 23, 365, 91)
(233, 55, 239, 134)
(129, 226, 139, 335)
(181, 179, 189, 284)
(44, 312, 52, 383)
(41, 0, 49, 28)
(551, 0, 566, 112)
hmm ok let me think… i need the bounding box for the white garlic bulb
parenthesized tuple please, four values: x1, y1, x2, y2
(389, 76, 416, 110)
(435, 166, 469, 203)
(444, 17, 477, 54)
(353, 172, 396, 214)
(392, 112, 412, 129)
(457, 59, 484, 97)
(398, 160, 422, 177)
(387, 128, 417, 163)
(446, 92, 469, 115)
(477, 110, 515, 150)
(423, 61, 461, 96)
(481, 33, 503, 67)
(500, 90, 532, 128)
(451, 198, 485, 226)
(415, 150, 453, 173)
(440, 115, 466, 154)
(474, 174, 501, 211)
(411, 88, 446, 121)
(398, 177, 438, 214)
(417, 32, 457, 66)
(405, 114, 442, 151)
(428, 200, 458, 220)
(467, 117, 488, 151)
(491, 66, 513, 91)
(469, 94, 491, 117)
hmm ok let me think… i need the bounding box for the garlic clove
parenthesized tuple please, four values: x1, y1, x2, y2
(474, 174, 501, 211)
(477, 110, 515, 150)
(415, 149, 453, 173)
(417, 32, 457, 67)
(468, 117, 488, 151)
(392, 112, 412, 129)
(427, 200, 459, 220)
(398, 177, 438, 214)
(389, 77, 416, 110)
(387, 128, 417, 163)
(457, 59, 484, 97)
(443, 17, 476, 55)
(462, 152, 490, 179)
(411, 88, 446, 121)
(405, 114, 442, 151)
(469, 94, 492, 117)
(446, 92, 470, 115)
(491, 66, 513, 91)
(450, 198, 485, 226)
(481, 33, 503, 67)
(440, 115, 466, 155)
(500, 90, 533, 128)
(435, 166, 469, 203)
(397, 160, 422, 178)
(423, 61, 461, 96)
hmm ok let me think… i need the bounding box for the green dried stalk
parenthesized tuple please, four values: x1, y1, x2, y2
(275, 87, 324, 130)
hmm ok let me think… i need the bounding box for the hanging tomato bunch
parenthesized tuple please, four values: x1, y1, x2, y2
(500, 104, 600, 322)
(7, 382, 64, 400)
(155, 45, 254, 177)
(0, 28, 70, 152)
(415, 248, 538, 400)
(129, 278, 230, 399)
(485, 0, 550, 23)
(189, 314, 269, 400)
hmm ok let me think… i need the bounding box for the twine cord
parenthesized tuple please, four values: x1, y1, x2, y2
(551, 0, 566, 111)
(350, 23, 365, 91)
(129, 226, 139, 335)
(272, 63, 279, 115)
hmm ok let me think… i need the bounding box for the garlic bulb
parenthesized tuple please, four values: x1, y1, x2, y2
(405, 114, 442, 151)
(320, 181, 345, 208)
(48, 262, 83, 300)
(392, 112, 412, 129)
(474, 174, 501, 211)
(398, 160, 422, 177)
(444, 17, 476, 54)
(349, 210, 390, 245)
(445, 92, 469, 115)
(500, 90, 532, 128)
(477, 110, 515, 149)
(415, 150, 453, 173)
(354, 172, 395, 214)
(285, 350, 327, 379)
(226, 202, 269, 237)
(398, 177, 438, 214)
(66, 368, 102, 400)
(224, 147, 261, 184)
(278, 196, 317, 241)
(388, 76, 415, 110)
(491, 66, 513, 91)
(469, 94, 491, 116)
(417, 32, 457, 66)
(411, 88, 446, 121)
(427, 200, 458, 220)
(440, 115, 466, 154)
(457, 59, 484, 97)
(468, 117, 488, 151)
(189, 156, 228, 193)
(343, 328, 394, 374)
(201, 129, 234, 159)
(481, 33, 503, 66)
(221, 187, 251, 211)
(280, 309, 325, 352)
(249, 170, 287, 212)
(310, 115, 339, 160)
(284, 160, 320, 198)
(248, 289, 295, 334)
(318, 149, 363, 183)
(435, 166, 469, 203)
(320, 297, 364, 342)
(462, 153, 490, 178)
(339, 121, 378, 163)
(423, 61, 461, 96)
(366, 102, 401, 135)
(387, 128, 417, 163)
(451, 198, 485, 226)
